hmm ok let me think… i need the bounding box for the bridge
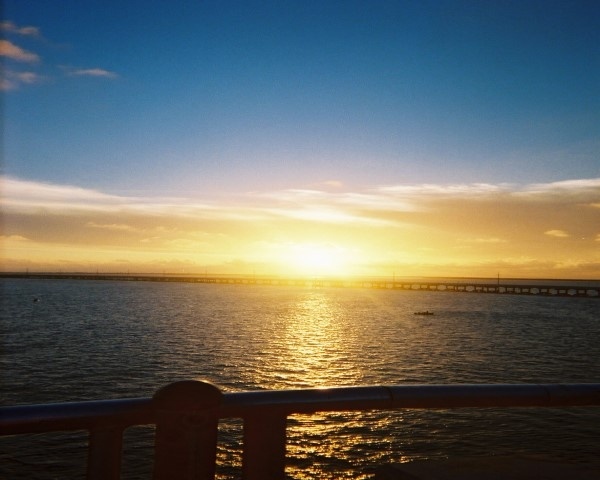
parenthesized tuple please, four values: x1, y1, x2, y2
(2, 272, 599, 298)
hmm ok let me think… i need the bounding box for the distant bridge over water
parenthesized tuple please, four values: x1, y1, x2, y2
(3, 273, 599, 298)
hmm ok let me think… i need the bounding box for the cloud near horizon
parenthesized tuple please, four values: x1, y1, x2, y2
(2, 175, 599, 278)
(545, 230, 570, 238)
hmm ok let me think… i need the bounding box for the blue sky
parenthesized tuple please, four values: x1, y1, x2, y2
(2, 1, 599, 277)
(4, 0, 598, 194)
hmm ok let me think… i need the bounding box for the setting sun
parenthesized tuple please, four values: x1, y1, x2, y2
(281, 243, 353, 277)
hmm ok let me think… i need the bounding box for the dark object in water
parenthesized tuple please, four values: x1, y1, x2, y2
(414, 310, 434, 316)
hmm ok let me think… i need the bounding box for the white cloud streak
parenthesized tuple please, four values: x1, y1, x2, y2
(516, 178, 600, 201)
(68, 68, 118, 79)
(3, 175, 600, 221)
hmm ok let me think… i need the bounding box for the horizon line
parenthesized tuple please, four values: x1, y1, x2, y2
(2, 271, 598, 284)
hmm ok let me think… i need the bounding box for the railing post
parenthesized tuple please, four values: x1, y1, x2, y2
(242, 412, 287, 480)
(87, 426, 124, 480)
(152, 380, 222, 480)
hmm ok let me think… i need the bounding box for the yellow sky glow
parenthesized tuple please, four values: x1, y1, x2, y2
(2, 176, 599, 279)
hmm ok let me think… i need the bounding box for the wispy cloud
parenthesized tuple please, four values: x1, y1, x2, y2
(1, 70, 44, 90)
(0, 22, 44, 90)
(68, 68, 118, 79)
(257, 188, 419, 216)
(1, 78, 13, 91)
(1, 20, 119, 91)
(377, 182, 509, 197)
(4, 175, 599, 218)
(2, 176, 132, 211)
(86, 222, 142, 232)
(544, 230, 570, 238)
(15, 71, 41, 83)
(462, 237, 508, 244)
(516, 178, 600, 202)
(0, 21, 41, 37)
(0, 39, 39, 62)
(1, 176, 229, 220)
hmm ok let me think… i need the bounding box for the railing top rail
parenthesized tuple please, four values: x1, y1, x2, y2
(0, 398, 155, 435)
(2, 383, 599, 436)
(221, 383, 600, 414)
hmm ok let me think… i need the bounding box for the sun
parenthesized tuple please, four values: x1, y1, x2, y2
(282, 243, 352, 277)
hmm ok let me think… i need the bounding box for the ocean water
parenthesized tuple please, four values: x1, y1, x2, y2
(1, 278, 599, 479)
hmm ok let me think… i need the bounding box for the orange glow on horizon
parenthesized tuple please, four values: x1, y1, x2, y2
(2, 176, 599, 280)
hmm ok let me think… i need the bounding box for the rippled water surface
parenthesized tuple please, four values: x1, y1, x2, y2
(1, 278, 599, 478)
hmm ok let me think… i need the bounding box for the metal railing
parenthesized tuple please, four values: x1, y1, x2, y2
(1, 381, 599, 479)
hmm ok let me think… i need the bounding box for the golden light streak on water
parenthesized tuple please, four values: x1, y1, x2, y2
(274, 291, 365, 388)
(264, 291, 396, 479)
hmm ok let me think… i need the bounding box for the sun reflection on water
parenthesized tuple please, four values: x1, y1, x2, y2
(265, 291, 386, 479)
(273, 290, 364, 388)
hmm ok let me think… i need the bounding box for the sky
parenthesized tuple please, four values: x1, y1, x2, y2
(2, 0, 599, 279)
